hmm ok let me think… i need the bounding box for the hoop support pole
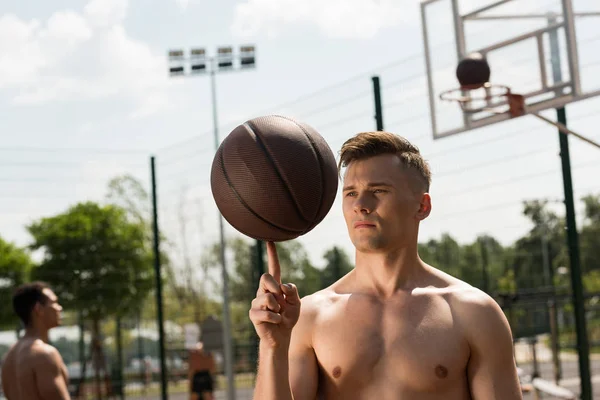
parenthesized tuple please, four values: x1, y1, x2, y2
(531, 112, 600, 149)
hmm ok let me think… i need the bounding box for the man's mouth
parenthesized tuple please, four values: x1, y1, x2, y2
(354, 221, 376, 228)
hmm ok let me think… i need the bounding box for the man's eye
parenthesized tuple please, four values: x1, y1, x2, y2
(345, 192, 357, 197)
(373, 189, 387, 193)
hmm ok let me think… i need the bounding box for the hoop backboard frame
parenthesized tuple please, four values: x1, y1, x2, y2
(420, 0, 600, 140)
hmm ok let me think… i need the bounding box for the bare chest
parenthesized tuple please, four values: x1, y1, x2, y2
(312, 294, 470, 394)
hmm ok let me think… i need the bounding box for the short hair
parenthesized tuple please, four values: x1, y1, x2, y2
(338, 131, 432, 192)
(12, 282, 50, 327)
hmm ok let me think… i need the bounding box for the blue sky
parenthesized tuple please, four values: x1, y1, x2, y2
(1, 0, 599, 276)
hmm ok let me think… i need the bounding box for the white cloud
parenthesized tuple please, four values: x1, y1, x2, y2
(0, 15, 46, 87)
(84, 0, 128, 28)
(0, 0, 173, 118)
(230, 0, 417, 39)
(174, 0, 190, 10)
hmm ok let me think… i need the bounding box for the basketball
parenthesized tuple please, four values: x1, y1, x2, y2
(210, 115, 339, 242)
(456, 52, 491, 89)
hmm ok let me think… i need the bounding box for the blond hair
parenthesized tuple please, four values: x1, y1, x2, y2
(338, 131, 431, 192)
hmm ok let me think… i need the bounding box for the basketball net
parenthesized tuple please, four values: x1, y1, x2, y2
(439, 83, 600, 150)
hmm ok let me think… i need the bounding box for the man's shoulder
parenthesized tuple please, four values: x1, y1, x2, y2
(292, 288, 340, 347)
(425, 264, 500, 307)
(2, 342, 18, 361)
(299, 287, 337, 318)
(421, 264, 507, 327)
(441, 282, 510, 340)
(2, 339, 61, 371)
(446, 284, 501, 313)
(31, 342, 63, 368)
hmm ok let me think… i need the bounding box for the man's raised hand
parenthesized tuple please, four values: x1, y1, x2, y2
(249, 241, 301, 348)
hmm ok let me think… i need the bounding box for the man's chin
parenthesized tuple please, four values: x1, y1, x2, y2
(352, 237, 386, 253)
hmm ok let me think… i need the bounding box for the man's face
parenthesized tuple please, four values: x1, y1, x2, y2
(35, 289, 63, 328)
(342, 154, 431, 253)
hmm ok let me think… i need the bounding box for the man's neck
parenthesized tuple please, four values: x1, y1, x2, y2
(23, 325, 49, 343)
(353, 245, 426, 298)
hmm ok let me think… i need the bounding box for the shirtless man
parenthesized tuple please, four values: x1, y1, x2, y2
(1, 282, 70, 400)
(249, 131, 523, 399)
(188, 341, 216, 400)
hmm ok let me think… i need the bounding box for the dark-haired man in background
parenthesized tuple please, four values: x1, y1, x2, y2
(1, 281, 70, 400)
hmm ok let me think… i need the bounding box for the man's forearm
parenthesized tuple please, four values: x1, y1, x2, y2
(253, 341, 293, 400)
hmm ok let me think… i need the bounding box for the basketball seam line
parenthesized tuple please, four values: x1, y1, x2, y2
(217, 144, 304, 236)
(275, 115, 326, 232)
(245, 120, 312, 225)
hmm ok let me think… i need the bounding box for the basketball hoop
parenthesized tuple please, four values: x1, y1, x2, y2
(439, 82, 600, 149)
(439, 82, 526, 118)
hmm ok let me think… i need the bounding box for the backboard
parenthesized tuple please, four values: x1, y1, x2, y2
(420, 0, 600, 140)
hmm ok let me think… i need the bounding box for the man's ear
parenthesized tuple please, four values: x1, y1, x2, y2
(416, 193, 432, 220)
(32, 302, 43, 317)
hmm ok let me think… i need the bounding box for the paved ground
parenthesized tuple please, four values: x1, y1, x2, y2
(515, 337, 600, 399)
(127, 388, 254, 400)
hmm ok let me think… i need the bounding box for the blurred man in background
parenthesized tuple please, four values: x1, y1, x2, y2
(188, 341, 216, 400)
(1, 281, 70, 400)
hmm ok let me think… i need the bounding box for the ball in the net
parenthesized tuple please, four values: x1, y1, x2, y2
(456, 53, 491, 89)
(210, 115, 339, 242)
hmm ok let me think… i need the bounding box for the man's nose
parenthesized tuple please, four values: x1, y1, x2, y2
(353, 192, 374, 214)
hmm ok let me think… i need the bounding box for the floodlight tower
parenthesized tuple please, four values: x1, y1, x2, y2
(168, 45, 257, 400)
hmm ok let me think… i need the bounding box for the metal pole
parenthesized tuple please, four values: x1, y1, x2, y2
(548, 18, 592, 400)
(531, 337, 540, 378)
(372, 76, 384, 131)
(560, 0, 582, 95)
(530, 113, 600, 149)
(151, 156, 169, 400)
(541, 226, 551, 287)
(210, 59, 236, 400)
(420, 1, 438, 138)
(556, 107, 591, 399)
(78, 311, 85, 387)
(115, 316, 124, 400)
(541, 224, 562, 383)
(451, 0, 470, 129)
(138, 312, 146, 393)
(251, 240, 265, 368)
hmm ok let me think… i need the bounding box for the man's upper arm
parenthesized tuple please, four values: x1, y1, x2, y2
(35, 347, 70, 400)
(463, 292, 522, 400)
(289, 298, 319, 400)
(1, 353, 11, 397)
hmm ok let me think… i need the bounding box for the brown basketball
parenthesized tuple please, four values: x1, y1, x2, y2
(210, 115, 339, 242)
(456, 52, 491, 89)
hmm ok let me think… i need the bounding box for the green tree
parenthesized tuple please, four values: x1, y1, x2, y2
(277, 241, 321, 297)
(0, 236, 34, 330)
(512, 200, 565, 290)
(225, 238, 257, 304)
(419, 233, 461, 277)
(580, 194, 600, 274)
(27, 201, 154, 397)
(471, 235, 506, 293)
(147, 184, 217, 336)
(419, 233, 507, 293)
(320, 246, 353, 289)
(223, 238, 320, 304)
(105, 174, 152, 231)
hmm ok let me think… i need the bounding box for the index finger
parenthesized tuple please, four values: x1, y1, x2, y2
(266, 241, 281, 283)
